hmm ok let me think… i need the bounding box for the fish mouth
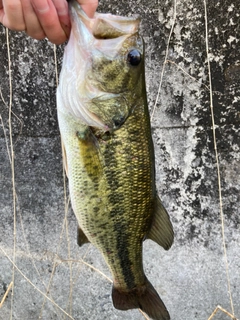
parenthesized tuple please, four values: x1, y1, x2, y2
(70, 1, 140, 51)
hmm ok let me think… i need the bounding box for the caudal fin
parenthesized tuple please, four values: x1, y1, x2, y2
(112, 278, 170, 320)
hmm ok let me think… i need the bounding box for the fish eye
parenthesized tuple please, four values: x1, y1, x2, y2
(127, 49, 141, 66)
(112, 115, 125, 128)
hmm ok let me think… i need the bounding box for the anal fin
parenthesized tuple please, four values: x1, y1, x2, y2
(77, 226, 90, 247)
(146, 195, 174, 250)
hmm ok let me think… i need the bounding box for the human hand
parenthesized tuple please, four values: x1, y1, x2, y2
(0, 0, 98, 45)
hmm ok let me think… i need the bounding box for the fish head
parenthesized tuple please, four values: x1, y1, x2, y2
(88, 32, 144, 131)
(58, 1, 144, 132)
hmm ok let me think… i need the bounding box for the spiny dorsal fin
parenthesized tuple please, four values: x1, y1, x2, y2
(146, 195, 174, 250)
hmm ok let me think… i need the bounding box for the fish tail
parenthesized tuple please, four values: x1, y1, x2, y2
(112, 277, 170, 320)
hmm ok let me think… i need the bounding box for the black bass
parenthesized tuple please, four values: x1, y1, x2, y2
(57, 1, 174, 319)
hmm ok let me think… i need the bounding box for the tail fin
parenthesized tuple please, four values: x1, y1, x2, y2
(112, 278, 170, 320)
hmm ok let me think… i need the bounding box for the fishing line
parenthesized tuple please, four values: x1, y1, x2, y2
(203, 0, 235, 317)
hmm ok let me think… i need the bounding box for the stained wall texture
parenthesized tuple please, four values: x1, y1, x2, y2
(0, 1, 239, 320)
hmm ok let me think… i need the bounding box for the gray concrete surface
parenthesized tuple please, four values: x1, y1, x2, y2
(0, 0, 239, 319)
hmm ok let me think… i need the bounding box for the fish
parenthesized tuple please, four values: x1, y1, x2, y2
(57, 1, 174, 320)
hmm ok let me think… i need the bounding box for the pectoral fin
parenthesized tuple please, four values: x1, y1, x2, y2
(77, 226, 90, 247)
(76, 126, 104, 178)
(146, 195, 174, 250)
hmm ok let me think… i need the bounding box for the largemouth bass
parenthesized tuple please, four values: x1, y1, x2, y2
(57, 1, 174, 319)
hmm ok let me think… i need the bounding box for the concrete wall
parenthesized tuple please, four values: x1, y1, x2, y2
(0, 0, 239, 319)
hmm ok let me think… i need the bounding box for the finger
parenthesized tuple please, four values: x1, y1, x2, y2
(78, 0, 98, 18)
(21, 0, 45, 40)
(0, 0, 25, 30)
(52, 0, 71, 39)
(32, 0, 68, 44)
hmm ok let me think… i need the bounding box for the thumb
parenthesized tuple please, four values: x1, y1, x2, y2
(76, 0, 98, 18)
